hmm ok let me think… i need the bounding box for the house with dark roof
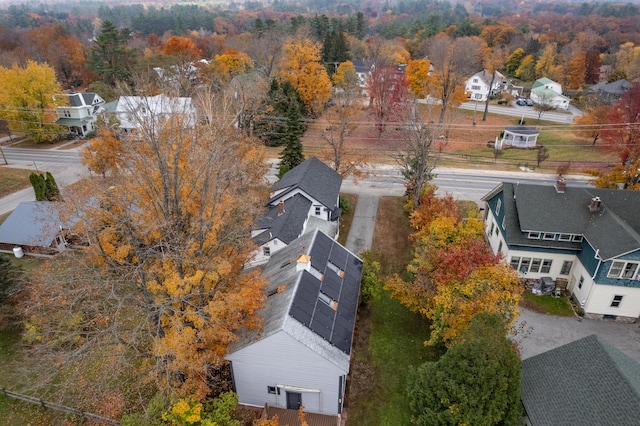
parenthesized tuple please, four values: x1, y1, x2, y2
(227, 229, 362, 417)
(482, 181, 640, 321)
(590, 79, 632, 104)
(0, 201, 77, 256)
(249, 157, 342, 266)
(55, 92, 105, 137)
(495, 126, 539, 150)
(522, 335, 640, 425)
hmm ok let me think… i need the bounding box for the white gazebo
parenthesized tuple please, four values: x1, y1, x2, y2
(495, 126, 539, 150)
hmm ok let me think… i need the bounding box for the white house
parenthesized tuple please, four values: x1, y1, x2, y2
(249, 157, 342, 266)
(482, 181, 640, 322)
(114, 94, 196, 133)
(227, 229, 362, 417)
(465, 69, 506, 101)
(530, 77, 570, 110)
(55, 92, 105, 137)
(495, 126, 539, 149)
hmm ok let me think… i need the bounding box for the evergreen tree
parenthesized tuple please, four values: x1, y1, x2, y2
(29, 172, 47, 201)
(277, 96, 305, 178)
(408, 313, 522, 425)
(322, 30, 351, 74)
(87, 20, 135, 86)
(255, 79, 306, 147)
(45, 171, 61, 201)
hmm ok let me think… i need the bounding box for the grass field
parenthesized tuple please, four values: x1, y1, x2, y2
(0, 168, 32, 198)
(346, 196, 440, 425)
(520, 291, 575, 317)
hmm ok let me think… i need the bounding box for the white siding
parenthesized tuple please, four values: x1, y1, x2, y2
(484, 213, 506, 257)
(567, 260, 596, 309)
(506, 249, 576, 281)
(227, 331, 347, 415)
(584, 285, 640, 318)
(247, 238, 286, 267)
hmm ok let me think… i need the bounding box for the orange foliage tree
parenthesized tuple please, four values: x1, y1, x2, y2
(163, 36, 202, 62)
(21, 91, 270, 409)
(386, 184, 522, 347)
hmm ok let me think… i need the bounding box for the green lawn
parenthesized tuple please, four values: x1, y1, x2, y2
(520, 291, 575, 317)
(0, 168, 32, 198)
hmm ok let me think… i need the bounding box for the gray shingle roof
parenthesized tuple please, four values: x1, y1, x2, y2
(230, 229, 362, 370)
(522, 335, 640, 426)
(253, 194, 312, 246)
(0, 201, 72, 247)
(270, 157, 342, 211)
(504, 126, 539, 136)
(498, 183, 640, 259)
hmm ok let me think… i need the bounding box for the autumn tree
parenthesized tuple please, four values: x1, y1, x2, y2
(278, 37, 332, 116)
(366, 61, 400, 136)
(423, 34, 482, 123)
(320, 61, 367, 180)
(408, 313, 522, 425)
(163, 36, 202, 62)
(596, 82, 640, 189)
(405, 58, 433, 99)
(393, 100, 441, 210)
(80, 128, 126, 178)
(532, 90, 558, 120)
(515, 54, 536, 82)
(535, 43, 564, 81)
(246, 27, 286, 79)
(0, 60, 65, 143)
(20, 89, 270, 408)
(88, 20, 136, 86)
(505, 47, 525, 77)
(566, 50, 586, 90)
(575, 105, 611, 145)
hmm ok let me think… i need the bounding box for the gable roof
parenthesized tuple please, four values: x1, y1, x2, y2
(115, 94, 196, 129)
(270, 157, 342, 211)
(470, 69, 505, 85)
(504, 126, 539, 136)
(253, 194, 312, 246)
(0, 201, 75, 247)
(483, 183, 640, 260)
(65, 92, 104, 108)
(597, 79, 632, 96)
(532, 77, 557, 89)
(230, 229, 362, 370)
(522, 335, 640, 426)
(531, 86, 569, 100)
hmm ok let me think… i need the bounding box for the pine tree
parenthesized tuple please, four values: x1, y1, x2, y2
(278, 97, 305, 178)
(87, 20, 135, 86)
(29, 173, 47, 201)
(44, 172, 61, 201)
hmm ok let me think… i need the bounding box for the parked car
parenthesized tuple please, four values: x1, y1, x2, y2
(525, 98, 533, 106)
(516, 99, 526, 106)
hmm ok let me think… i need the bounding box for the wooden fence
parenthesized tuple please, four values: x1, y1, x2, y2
(1, 388, 120, 425)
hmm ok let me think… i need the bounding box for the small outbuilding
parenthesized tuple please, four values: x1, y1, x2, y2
(495, 126, 539, 149)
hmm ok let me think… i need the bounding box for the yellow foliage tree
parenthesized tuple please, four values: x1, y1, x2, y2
(80, 128, 126, 178)
(0, 60, 65, 143)
(428, 264, 521, 346)
(214, 49, 254, 76)
(86, 92, 269, 398)
(405, 59, 433, 99)
(278, 37, 332, 115)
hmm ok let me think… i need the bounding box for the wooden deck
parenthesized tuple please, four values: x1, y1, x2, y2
(264, 406, 340, 426)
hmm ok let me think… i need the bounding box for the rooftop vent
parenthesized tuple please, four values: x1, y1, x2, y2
(555, 177, 566, 193)
(589, 196, 602, 213)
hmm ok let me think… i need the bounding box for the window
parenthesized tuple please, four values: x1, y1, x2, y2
(543, 233, 556, 240)
(541, 259, 552, 273)
(608, 261, 640, 279)
(510, 257, 521, 270)
(498, 241, 503, 252)
(560, 260, 573, 275)
(578, 275, 584, 289)
(472, 85, 481, 90)
(496, 199, 502, 215)
(315, 206, 321, 215)
(528, 232, 540, 239)
(267, 386, 280, 394)
(490, 222, 495, 236)
(263, 246, 271, 256)
(63, 110, 71, 118)
(494, 225, 499, 236)
(610, 295, 623, 308)
(520, 258, 531, 273)
(530, 258, 541, 273)
(558, 234, 572, 242)
(572, 235, 583, 242)
(473, 78, 479, 83)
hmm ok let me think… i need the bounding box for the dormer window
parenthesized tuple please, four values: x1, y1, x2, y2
(528, 232, 540, 239)
(558, 234, 572, 242)
(608, 261, 639, 279)
(572, 235, 583, 242)
(543, 233, 556, 240)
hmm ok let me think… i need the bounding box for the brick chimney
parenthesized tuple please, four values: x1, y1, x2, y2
(589, 196, 602, 213)
(555, 176, 566, 193)
(278, 200, 285, 216)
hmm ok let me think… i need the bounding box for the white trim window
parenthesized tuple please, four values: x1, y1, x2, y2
(607, 261, 640, 279)
(496, 199, 502, 215)
(528, 232, 540, 239)
(558, 234, 572, 242)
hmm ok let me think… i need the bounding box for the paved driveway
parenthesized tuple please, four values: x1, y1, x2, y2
(513, 307, 640, 363)
(344, 193, 379, 255)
